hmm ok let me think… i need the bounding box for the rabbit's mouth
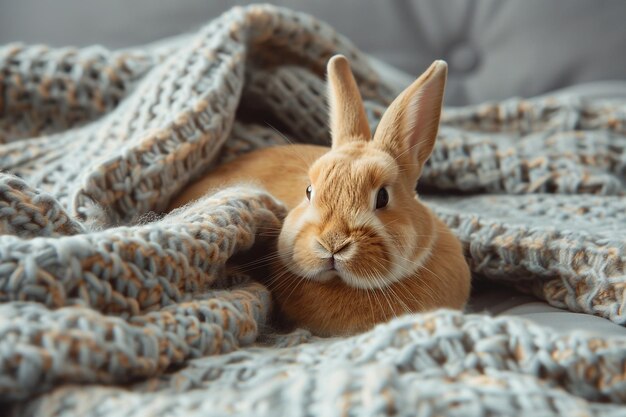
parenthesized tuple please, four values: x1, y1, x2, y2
(309, 260, 397, 290)
(283, 255, 351, 285)
(315, 269, 341, 282)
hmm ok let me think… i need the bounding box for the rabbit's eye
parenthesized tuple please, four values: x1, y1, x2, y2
(306, 185, 312, 200)
(375, 187, 389, 209)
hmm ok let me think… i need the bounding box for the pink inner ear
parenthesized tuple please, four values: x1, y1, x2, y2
(399, 63, 447, 171)
(405, 88, 444, 167)
(372, 60, 447, 178)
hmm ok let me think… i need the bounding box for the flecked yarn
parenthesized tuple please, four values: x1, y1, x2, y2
(2, 4, 626, 416)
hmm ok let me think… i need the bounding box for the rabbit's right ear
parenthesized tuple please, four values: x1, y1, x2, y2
(373, 60, 447, 181)
(327, 55, 371, 147)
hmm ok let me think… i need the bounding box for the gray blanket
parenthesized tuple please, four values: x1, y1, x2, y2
(2, 5, 626, 416)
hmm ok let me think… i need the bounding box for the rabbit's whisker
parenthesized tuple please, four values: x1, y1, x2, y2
(265, 122, 311, 172)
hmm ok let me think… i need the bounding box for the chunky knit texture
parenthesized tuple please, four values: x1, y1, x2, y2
(2, 4, 626, 416)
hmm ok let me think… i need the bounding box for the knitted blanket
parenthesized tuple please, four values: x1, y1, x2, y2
(2, 4, 626, 416)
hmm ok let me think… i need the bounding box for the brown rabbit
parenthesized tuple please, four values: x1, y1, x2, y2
(169, 56, 471, 336)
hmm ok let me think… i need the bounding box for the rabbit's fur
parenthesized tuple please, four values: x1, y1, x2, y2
(169, 56, 471, 336)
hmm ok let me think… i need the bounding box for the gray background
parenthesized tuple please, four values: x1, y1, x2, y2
(1, 0, 626, 105)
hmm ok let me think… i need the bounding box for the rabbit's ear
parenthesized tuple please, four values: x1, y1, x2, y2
(373, 60, 447, 180)
(327, 55, 371, 147)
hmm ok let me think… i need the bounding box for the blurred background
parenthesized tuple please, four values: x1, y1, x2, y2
(1, 0, 625, 105)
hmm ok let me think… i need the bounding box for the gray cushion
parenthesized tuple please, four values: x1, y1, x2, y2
(467, 283, 626, 338)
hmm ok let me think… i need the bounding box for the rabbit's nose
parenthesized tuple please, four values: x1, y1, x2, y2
(331, 240, 351, 255)
(316, 237, 351, 256)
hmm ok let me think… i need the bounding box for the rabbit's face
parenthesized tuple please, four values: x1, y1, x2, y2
(277, 140, 435, 290)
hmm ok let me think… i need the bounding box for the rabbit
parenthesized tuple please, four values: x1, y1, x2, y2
(168, 55, 471, 336)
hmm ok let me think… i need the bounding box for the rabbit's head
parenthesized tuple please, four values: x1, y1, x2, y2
(277, 55, 447, 290)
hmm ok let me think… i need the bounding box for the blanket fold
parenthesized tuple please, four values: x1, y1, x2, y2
(1, 4, 626, 416)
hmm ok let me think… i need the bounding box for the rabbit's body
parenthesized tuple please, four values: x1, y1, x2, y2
(169, 144, 328, 211)
(169, 56, 471, 336)
(169, 142, 471, 336)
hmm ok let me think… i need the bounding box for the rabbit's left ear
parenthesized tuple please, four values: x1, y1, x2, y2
(373, 60, 447, 180)
(327, 55, 371, 147)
